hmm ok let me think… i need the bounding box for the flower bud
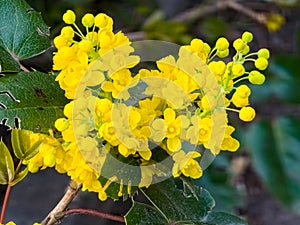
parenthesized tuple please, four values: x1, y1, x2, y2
(239, 106, 256, 122)
(217, 49, 229, 58)
(242, 31, 253, 43)
(257, 48, 270, 59)
(255, 57, 268, 70)
(232, 64, 245, 77)
(63, 10, 76, 24)
(61, 26, 74, 39)
(249, 70, 265, 85)
(233, 38, 246, 51)
(82, 13, 94, 28)
(216, 37, 229, 51)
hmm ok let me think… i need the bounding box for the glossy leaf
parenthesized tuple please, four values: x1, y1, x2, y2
(23, 139, 43, 160)
(0, 46, 20, 73)
(0, 141, 15, 184)
(246, 117, 300, 211)
(10, 167, 28, 186)
(0, 71, 69, 134)
(125, 178, 247, 225)
(11, 129, 43, 160)
(141, 178, 215, 221)
(125, 201, 168, 225)
(99, 149, 140, 200)
(0, 0, 50, 61)
(202, 212, 247, 225)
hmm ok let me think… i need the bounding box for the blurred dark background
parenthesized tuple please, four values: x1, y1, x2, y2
(2, 0, 300, 224)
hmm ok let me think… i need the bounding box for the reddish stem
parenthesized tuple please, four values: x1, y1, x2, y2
(65, 208, 125, 223)
(0, 184, 12, 223)
(0, 160, 23, 223)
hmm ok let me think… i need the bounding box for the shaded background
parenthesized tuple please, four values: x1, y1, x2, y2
(2, 0, 300, 224)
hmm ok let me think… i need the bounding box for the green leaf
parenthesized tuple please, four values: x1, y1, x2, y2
(141, 178, 215, 222)
(23, 139, 43, 160)
(0, 46, 20, 73)
(0, 71, 69, 134)
(126, 178, 246, 225)
(202, 212, 247, 225)
(11, 129, 43, 160)
(99, 149, 140, 200)
(125, 201, 168, 225)
(0, 141, 15, 184)
(0, 0, 50, 61)
(10, 167, 28, 186)
(245, 117, 300, 211)
(11, 129, 23, 159)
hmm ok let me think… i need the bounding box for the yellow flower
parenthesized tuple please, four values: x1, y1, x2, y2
(183, 38, 211, 62)
(266, 13, 285, 32)
(163, 108, 189, 153)
(99, 122, 120, 146)
(101, 69, 137, 99)
(172, 150, 202, 179)
(208, 61, 226, 79)
(220, 126, 240, 152)
(231, 85, 251, 108)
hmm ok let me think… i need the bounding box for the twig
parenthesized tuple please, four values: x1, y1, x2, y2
(126, 0, 268, 41)
(41, 181, 82, 225)
(0, 161, 23, 223)
(225, 0, 266, 24)
(64, 208, 125, 223)
(171, 0, 228, 22)
(171, 0, 267, 25)
(0, 184, 11, 223)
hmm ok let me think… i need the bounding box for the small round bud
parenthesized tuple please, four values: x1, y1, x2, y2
(240, 44, 250, 55)
(249, 70, 265, 85)
(257, 48, 270, 59)
(239, 106, 256, 122)
(217, 49, 229, 58)
(61, 26, 74, 39)
(235, 84, 251, 98)
(233, 38, 246, 51)
(255, 57, 268, 70)
(216, 37, 229, 51)
(54, 35, 69, 49)
(242, 31, 253, 43)
(232, 64, 245, 77)
(94, 13, 113, 28)
(208, 61, 226, 76)
(82, 13, 94, 28)
(55, 118, 69, 131)
(63, 10, 76, 24)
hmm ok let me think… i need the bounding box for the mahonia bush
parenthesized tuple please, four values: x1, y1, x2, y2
(24, 10, 270, 201)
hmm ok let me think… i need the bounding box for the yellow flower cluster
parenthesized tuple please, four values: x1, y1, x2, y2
(53, 9, 131, 99)
(22, 130, 63, 173)
(27, 11, 269, 200)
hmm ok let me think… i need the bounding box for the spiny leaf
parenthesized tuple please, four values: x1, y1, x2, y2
(0, 0, 51, 62)
(0, 71, 69, 134)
